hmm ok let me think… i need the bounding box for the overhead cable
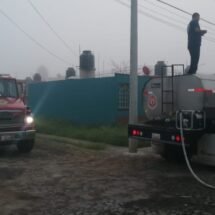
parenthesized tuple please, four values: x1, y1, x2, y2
(28, 0, 77, 57)
(157, 0, 215, 26)
(0, 7, 70, 65)
(138, 2, 186, 26)
(142, 0, 187, 21)
(115, 0, 185, 31)
(141, 0, 215, 34)
(115, 0, 215, 44)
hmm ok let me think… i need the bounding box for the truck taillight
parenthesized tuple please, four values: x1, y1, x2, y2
(132, 130, 142, 136)
(172, 135, 184, 143)
(175, 135, 181, 142)
(132, 130, 137, 136)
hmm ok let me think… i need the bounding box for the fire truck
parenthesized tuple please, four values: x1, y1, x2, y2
(0, 74, 35, 153)
(128, 65, 215, 165)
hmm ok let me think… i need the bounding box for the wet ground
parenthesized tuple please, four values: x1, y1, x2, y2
(0, 135, 215, 215)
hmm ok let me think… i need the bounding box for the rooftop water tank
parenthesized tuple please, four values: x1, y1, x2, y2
(80, 50, 95, 72)
(154, 61, 167, 76)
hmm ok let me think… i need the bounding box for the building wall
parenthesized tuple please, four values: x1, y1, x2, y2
(27, 74, 150, 125)
(115, 74, 150, 123)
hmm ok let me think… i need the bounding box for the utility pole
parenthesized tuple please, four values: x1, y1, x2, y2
(129, 0, 138, 153)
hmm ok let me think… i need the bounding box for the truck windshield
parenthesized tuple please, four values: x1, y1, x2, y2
(0, 79, 18, 98)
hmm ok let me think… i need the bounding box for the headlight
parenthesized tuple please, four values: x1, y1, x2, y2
(25, 116, 34, 124)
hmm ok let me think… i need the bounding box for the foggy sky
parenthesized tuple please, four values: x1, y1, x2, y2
(0, 0, 214, 79)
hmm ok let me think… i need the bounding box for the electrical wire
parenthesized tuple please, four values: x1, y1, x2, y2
(206, 36, 215, 43)
(138, 1, 186, 26)
(142, 0, 187, 21)
(139, 0, 215, 39)
(116, 0, 185, 31)
(28, 0, 77, 57)
(157, 0, 215, 26)
(0, 7, 71, 65)
(179, 112, 215, 190)
(115, 0, 215, 44)
(141, 0, 215, 34)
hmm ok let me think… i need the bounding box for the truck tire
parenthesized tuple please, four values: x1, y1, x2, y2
(17, 140, 34, 153)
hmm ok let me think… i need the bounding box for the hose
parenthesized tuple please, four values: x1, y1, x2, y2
(179, 112, 215, 189)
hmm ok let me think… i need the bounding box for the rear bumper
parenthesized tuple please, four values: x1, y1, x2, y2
(0, 130, 35, 144)
(128, 123, 204, 146)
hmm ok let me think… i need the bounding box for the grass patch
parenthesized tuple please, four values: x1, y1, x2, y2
(35, 118, 128, 147)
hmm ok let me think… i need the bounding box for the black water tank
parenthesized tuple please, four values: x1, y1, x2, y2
(154, 61, 167, 76)
(80, 50, 95, 71)
(66, 67, 76, 79)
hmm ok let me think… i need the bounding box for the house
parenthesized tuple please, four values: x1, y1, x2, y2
(27, 73, 149, 125)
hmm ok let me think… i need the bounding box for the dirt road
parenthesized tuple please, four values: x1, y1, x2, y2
(0, 135, 215, 215)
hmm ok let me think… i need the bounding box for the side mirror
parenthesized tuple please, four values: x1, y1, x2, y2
(26, 106, 32, 115)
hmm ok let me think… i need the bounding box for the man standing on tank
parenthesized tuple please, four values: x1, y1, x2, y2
(187, 13, 207, 74)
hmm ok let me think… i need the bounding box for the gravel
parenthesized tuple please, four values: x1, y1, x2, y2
(0, 136, 214, 214)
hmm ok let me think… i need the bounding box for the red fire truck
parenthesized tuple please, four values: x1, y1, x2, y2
(0, 74, 35, 153)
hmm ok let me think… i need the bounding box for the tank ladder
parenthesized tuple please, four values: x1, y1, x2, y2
(161, 64, 185, 114)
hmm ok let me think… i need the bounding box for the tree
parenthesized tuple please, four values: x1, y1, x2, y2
(65, 67, 76, 79)
(110, 60, 129, 73)
(37, 65, 49, 81)
(56, 73, 64, 80)
(33, 73, 42, 82)
(25, 77, 33, 84)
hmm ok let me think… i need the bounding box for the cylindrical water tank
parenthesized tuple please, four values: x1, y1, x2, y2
(80, 50, 95, 71)
(154, 61, 167, 76)
(66, 67, 76, 79)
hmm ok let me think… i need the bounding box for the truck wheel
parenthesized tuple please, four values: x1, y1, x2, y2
(17, 140, 34, 153)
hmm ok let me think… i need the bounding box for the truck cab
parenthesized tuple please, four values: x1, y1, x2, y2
(0, 75, 35, 153)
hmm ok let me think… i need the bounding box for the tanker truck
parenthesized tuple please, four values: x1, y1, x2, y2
(128, 65, 215, 165)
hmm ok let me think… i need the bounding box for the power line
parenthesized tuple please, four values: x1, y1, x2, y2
(142, 0, 187, 21)
(140, 0, 215, 35)
(138, 1, 186, 26)
(142, 0, 215, 33)
(115, 0, 185, 31)
(157, 0, 215, 26)
(0, 7, 71, 65)
(206, 36, 215, 43)
(118, 0, 215, 43)
(28, 0, 77, 57)
(115, 0, 215, 44)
